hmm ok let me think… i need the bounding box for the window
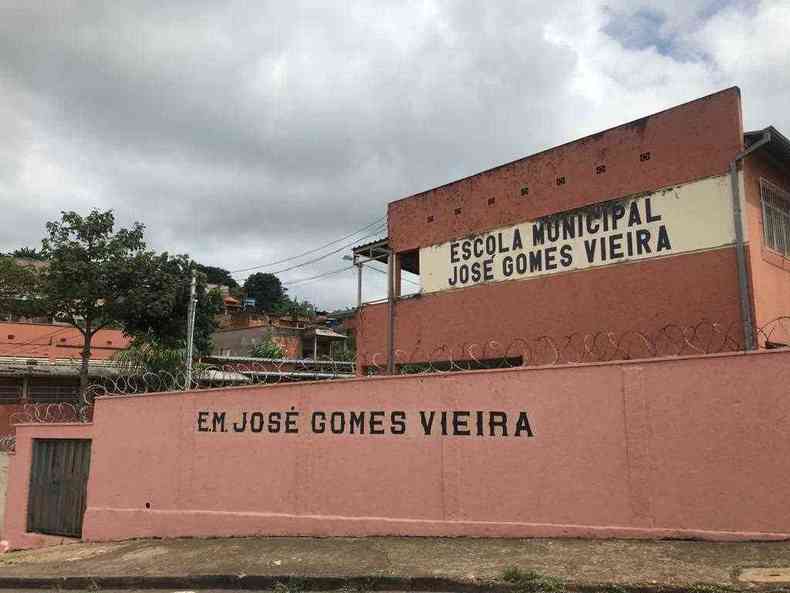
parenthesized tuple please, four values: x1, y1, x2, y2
(0, 378, 22, 403)
(28, 379, 79, 404)
(760, 179, 790, 258)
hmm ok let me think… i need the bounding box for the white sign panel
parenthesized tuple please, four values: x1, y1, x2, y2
(420, 175, 736, 294)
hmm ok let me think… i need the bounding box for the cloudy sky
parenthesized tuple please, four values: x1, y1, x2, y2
(1, 0, 788, 310)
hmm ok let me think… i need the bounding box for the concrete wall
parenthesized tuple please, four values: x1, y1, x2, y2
(744, 150, 790, 332)
(4, 349, 790, 550)
(388, 87, 743, 253)
(358, 247, 743, 365)
(212, 326, 303, 358)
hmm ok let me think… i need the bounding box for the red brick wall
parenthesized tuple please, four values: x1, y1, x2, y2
(0, 404, 22, 435)
(358, 248, 743, 365)
(388, 87, 744, 253)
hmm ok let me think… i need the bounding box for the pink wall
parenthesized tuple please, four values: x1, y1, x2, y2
(743, 151, 790, 333)
(5, 349, 790, 550)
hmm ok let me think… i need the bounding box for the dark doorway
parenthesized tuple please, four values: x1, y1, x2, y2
(27, 438, 92, 537)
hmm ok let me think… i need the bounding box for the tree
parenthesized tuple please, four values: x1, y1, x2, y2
(9, 247, 47, 261)
(194, 264, 238, 289)
(0, 256, 42, 318)
(119, 254, 223, 356)
(33, 210, 184, 397)
(243, 272, 287, 312)
(250, 335, 286, 359)
(272, 296, 316, 319)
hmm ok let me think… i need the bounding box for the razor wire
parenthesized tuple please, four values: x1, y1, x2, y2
(359, 316, 790, 375)
(3, 317, 788, 428)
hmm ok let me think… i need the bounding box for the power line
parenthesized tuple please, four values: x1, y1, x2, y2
(364, 263, 421, 287)
(233, 223, 386, 282)
(230, 217, 386, 274)
(281, 264, 356, 287)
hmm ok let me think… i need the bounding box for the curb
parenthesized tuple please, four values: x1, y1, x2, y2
(0, 575, 788, 592)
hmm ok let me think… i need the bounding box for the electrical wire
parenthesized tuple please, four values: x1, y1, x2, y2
(232, 224, 386, 283)
(281, 265, 357, 287)
(364, 263, 421, 287)
(230, 217, 386, 274)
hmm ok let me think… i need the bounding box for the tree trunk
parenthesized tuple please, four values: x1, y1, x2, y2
(79, 324, 93, 408)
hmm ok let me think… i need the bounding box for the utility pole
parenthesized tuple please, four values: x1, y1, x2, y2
(184, 271, 197, 390)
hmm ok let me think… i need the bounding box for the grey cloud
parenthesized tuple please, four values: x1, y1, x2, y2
(1, 0, 788, 309)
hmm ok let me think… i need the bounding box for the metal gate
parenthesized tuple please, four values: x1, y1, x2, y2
(27, 439, 92, 537)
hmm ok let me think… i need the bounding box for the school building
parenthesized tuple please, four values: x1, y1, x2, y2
(352, 87, 790, 371)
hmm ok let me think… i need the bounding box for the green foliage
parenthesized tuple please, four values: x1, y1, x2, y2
(243, 272, 288, 312)
(10, 247, 46, 261)
(4, 209, 222, 395)
(0, 256, 44, 318)
(194, 263, 238, 289)
(113, 340, 188, 375)
(502, 567, 566, 593)
(250, 335, 286, 359)
(273, 577, 305, 593)
(685, 585, 735, 593)
(272, 296, 316, 319)
(119, 254, 222, 355)
(35, 210, 167, 392)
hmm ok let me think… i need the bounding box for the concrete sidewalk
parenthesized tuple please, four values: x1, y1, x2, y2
(1, 536, 790, 591)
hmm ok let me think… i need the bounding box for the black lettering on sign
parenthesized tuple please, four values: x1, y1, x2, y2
(285, 408, 299, 433)
(312, 411, 326, 433)
(483, 258, 494, 281)
(391, 411, 406, 435)
(370, 411, 386, 435)
(453, 411, 471, 435)
(532, 222, 546, 246)
(197, 410, 536, 438)
(212, 411, 227, 433)
(350, 411, 365, 434)
(645, 197, 661, 223)
(657, 225, 672, 252)
(512, 228, 524, 250)
(250, 412, 264, 433)
(515, 412, 534, 437)
(233, 412, 248, 432)
(502, 256, 514, 277)
(450, 242, 460, 263)
(268, 411, 282, 433)
(420, 411, 436, 434)
(560, 244, 573, 267)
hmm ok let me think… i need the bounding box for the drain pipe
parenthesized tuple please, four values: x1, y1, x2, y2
(386, 248, 396, 374)
(729, 128, 771, 351)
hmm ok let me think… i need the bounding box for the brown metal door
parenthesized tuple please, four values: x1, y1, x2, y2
(27, 439, 92, 537)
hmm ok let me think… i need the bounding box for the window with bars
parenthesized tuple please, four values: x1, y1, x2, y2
(760, 179, 790, 258)
(0, 378, 23, 403)
(28, 379, 80, 404)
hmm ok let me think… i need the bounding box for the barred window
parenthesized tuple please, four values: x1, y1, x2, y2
(0, 378, 23, 403)
(760, 179, 790, 257)
(28, 379, 80, 404)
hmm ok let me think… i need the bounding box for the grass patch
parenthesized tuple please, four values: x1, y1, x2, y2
(273, 577, 306, 593)
(502, 566, 566, 593)
(686, 585, 736, 593)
